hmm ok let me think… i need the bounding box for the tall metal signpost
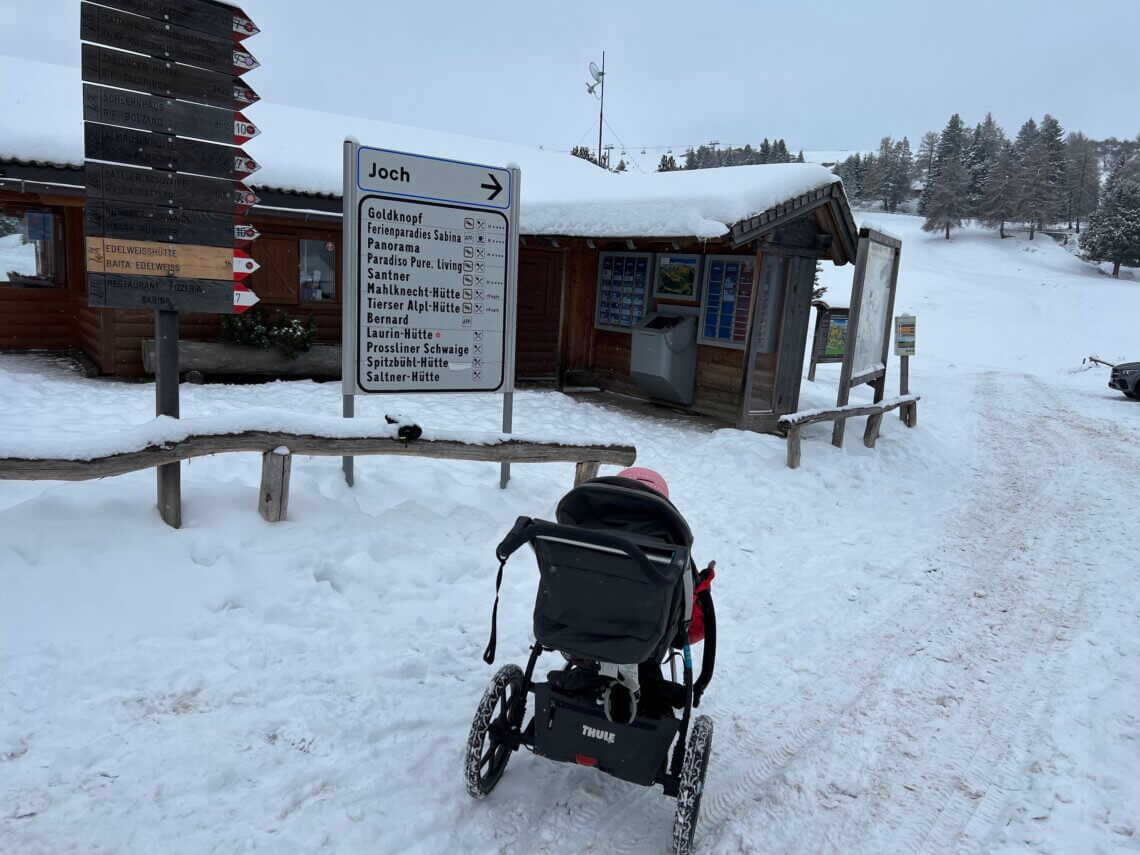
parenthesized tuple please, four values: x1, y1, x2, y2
(340, 140, 520, 488)
(81, 0, 263, 528)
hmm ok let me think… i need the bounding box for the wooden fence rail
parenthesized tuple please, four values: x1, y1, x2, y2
(778, 394, 919, 469)
(0, 432, 637, 522)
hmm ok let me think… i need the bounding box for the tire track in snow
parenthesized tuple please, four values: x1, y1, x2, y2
(697, 373, 1105, 853)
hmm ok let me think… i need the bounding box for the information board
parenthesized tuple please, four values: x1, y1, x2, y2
(342, 142, 518, 395)
(849, 240, 896, 380)
(698, 255, 756, 348)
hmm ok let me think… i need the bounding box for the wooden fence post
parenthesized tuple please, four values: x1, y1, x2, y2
(863, 412, 885, 448)
(786, 427, 802, 469)
(259, 448, 292, 522)
(574, 461, 600, 486)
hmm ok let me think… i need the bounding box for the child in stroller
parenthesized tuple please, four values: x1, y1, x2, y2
(464, 468, 717, 855)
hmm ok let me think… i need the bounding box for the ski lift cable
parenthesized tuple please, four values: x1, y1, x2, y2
(602, 119, 645, 173)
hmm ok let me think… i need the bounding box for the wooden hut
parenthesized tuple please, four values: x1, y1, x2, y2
(0, 56, 858, 433)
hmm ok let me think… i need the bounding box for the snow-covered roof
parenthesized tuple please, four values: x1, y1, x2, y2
(1, 55, 846, 241)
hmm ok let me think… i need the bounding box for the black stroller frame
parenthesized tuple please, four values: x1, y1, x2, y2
(463, 477, 716, 855)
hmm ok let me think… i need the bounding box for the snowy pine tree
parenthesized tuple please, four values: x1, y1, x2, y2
(979, 141, 1018, 238)
(796, 150, 805, 163)
(683, 148, 698, 169)
(922, 114, 970, 217)
(613, 159, 627, 172)
(1081, 179, 1140, 277)
(967, 113, 1006, 216)
(657, 153, 679, 172)
(923, 154, 970, 239)
(1064, 132, 1100, 232)
(890, 137, 913, 212)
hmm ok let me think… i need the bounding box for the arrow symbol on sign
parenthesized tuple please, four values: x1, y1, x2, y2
(480, 173, 503, 201)
(233, 283, 259, 313)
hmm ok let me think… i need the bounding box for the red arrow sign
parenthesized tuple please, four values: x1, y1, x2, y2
(234, 150, 259, 177)
(234, 223, 260, 244)
(233, 48, 259, 75)
(233, 282, 259, 313)
(232, 11, 259, 42)
(233, 249, 259, 280)
(233, 184, 259, 213)
(234, 112, 260, 145)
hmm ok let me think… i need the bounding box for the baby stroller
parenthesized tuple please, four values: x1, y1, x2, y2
(463, 474, 717, 855)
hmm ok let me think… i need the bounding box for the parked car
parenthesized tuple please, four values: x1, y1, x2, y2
(1109, 362, 1140, 399)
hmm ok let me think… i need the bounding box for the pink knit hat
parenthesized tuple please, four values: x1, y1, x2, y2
(616, 467, 669, 498)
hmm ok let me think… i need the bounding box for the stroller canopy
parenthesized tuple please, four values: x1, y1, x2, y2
(555, 476, 693, 549)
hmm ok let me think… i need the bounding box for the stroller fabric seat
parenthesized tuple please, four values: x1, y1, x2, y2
(529, 477, 694, 664)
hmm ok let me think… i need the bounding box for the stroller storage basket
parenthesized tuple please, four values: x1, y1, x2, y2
(530, 526, 690, 664)
(533, 683, 680, 787)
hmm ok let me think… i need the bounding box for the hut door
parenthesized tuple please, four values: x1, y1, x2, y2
(770, 256, 816, 414)
(515, 249, 563, 381)
(739, 255, 787, 423)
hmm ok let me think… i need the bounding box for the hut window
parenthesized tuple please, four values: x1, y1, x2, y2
(0, 207, 64, 288)
(299, 238, 336, 302)
(697, 255, 757, 349)
(594, 251, 652, 332)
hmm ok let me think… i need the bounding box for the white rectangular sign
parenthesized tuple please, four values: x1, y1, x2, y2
(894, 313, 915, 356)
(342, 141, 519, 395)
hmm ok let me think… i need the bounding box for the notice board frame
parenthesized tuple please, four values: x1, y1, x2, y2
(831, 227, 902, 447)
(806, 299, 850, 381)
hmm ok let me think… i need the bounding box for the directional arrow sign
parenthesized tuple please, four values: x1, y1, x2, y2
(86, 236, 259, 280)
(480, 173, 503, 201)
(87, 201, 247, 247)
(233, 223, 259, 243)
(81, 43, 258, 110)
(82, 84, 260, 145)
(233, 282, 259, 313)
(355, 146, 512, 210)
(85, 123, 259, 180)
(86, 163, 258, 213)
(80, 2, 259, 76)
(88, 273, 258, 313)
(91, 0, 258, 42)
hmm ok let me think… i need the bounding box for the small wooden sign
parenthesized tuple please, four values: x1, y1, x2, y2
(82, 84, 259, 145)
(80, 2, 258, 77)
(81, 43, 258, 110)
(86, 201, 243, 247)
(87, 272, 259, 313)
(85, 122, 259, 180)
(90, 0, 258, 42)
(86, 236, 259, 280)
(85, 163, 259, 214)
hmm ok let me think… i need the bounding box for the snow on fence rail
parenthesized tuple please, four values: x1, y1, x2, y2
(778, 394, 919, 469)
(0, 410, 636, 522)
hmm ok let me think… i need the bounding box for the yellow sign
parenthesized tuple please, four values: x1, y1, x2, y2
(86, 237, 233, 280)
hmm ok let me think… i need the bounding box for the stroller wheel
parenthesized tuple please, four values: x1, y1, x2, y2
(464, 664, 525, 798)
(671, 715, 714, 855)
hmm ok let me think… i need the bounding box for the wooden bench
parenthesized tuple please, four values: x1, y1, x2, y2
(778, 394, 920, 469)
(0, 430, 636, 522)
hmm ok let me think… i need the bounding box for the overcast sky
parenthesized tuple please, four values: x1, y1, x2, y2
(3, 0, 1137, 169)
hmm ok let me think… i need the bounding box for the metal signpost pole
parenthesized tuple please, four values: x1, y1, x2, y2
(341, 138, 357, 487)
(155, 308, 181, 527)
(500, 166, 521, 489)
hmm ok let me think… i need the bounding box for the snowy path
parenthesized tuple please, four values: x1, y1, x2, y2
(461, 372, 1139, 854)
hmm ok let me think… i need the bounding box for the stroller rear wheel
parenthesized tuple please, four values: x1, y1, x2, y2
(464, 664, 525, 798)
(671, 714, 714, 855)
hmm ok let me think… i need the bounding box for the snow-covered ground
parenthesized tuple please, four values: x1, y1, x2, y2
(2, 214, 1139, 853)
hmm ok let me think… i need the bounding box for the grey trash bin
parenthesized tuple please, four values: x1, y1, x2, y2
(629, 312, 698, 405)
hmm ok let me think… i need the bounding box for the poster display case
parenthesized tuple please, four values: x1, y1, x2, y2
(595, 251, 653, 332)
